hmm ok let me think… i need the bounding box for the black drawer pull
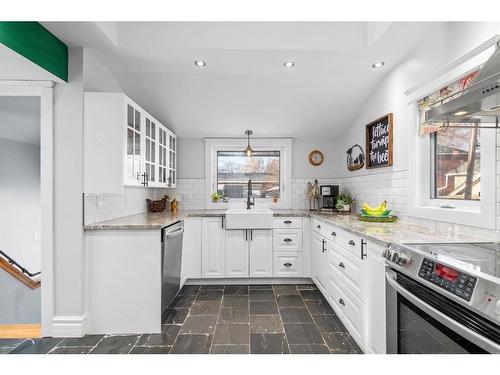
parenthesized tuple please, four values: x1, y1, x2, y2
(338, 262, 345, 269)
(284, 263, 292, 267)
(283, 238, 292, 242)
(331, 231, 336, 236)
(348, 240, 355, 246)
(317, 224, 321, 229)
(284, 220, 292, 224)
(339, 298, 345, 306)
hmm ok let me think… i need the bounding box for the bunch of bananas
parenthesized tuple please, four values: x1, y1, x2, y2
(361, 201, 391, 217)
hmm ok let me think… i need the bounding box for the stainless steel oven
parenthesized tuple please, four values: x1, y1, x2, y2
(384, 242, 500, 354)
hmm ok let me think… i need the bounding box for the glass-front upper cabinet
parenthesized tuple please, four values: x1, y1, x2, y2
(168, 131, 176, 187)
(126, 103, 143, 186)
(158, 125, 168, 186)
(144, 117, 157, 186)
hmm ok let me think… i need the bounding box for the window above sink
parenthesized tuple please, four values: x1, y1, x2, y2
(205, 138, 292, 209)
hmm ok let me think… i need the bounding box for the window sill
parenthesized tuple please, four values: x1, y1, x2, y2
(410, 204, 494, 230)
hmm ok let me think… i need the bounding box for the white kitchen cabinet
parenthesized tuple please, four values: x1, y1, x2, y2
(328, 271, 364, 347)
(224, 229, 272, 278)
(364, 241, 387, 354)
(181, 217, 202, 285)
(84, 92, 176, 193)
(249, 230, 273, 277)
(202, 217, 226, 278)
(273, 252, 302, 277)
(225, 230, 249, 278)
(311, 231, 328, 294)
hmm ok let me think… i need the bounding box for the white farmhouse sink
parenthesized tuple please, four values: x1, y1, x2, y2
(224, 208, 273, 229)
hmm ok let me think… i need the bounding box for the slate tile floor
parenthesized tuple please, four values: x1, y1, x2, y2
(0, 284, 362, 354)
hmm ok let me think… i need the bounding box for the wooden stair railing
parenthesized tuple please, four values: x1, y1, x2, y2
(0, 250, 40, 289)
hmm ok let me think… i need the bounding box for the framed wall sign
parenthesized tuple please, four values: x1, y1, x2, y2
(346, 144, 365, 171)
(365, 113, 393, 169)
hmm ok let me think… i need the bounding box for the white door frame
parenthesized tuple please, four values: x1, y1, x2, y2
(0, 80, 54, 337)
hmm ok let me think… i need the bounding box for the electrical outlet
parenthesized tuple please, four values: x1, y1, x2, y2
(96, 195, 104, 209)
(33, 232, 39, 240)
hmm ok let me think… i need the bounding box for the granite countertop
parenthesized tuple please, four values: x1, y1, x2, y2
(84, 209, 485, 246)
(310, 212, 483, 247)
(83, 209, 311, 230)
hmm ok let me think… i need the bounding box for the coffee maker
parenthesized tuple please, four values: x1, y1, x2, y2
(320, 185, 339, 211)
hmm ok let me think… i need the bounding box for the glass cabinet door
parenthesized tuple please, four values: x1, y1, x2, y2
(168, 133, 176, 187)
(144, 117, 157, 185)
(126, 104, 142, 185)
(158, 126, 168, 186)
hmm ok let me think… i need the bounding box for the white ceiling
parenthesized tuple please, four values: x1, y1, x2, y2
(42, 22, 443, 138)
(0, 96, 41, 145)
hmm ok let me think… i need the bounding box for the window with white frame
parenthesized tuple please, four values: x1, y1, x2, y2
(217, 150, 281, 199)
(431, 127, 481, 201)
(408, 41, 497, 229)
(205, 138, 292, 208)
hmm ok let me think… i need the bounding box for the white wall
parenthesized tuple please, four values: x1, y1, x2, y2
(0, 138, 41, 272)
(52, 47, 85, 318)
(331, 22, 500, 239)
(175, 137, 338, 209)
(177, 137, 337, 179)
(83, 50, 123, 93)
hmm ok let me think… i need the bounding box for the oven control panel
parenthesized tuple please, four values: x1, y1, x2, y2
(418, 258, 477, 302)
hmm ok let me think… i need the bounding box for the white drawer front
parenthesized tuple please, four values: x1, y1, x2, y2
(273, 217, 302, 229)
(327, 242, 364, 299)
(328, 273, 364, 347)
(273, 229, 302, 252)
(273, 252, 302, 277)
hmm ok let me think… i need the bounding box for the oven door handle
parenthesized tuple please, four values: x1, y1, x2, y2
(385, 272, 500, 354)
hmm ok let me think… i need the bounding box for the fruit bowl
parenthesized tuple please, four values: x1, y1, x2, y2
(360, 208, 392, 217)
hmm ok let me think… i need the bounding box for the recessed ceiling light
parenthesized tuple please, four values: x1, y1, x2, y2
(283, 61, 295, 68)
(371, 61, 385, 69)
(194, 60, 206, 67)
(454, 111, 468, 116)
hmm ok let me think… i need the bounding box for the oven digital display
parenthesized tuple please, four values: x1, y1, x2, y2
(418, 258, 477, 302)
(434, 264, 459, 282)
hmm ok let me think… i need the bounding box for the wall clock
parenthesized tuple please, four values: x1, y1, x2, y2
(308, 150, 324, 166)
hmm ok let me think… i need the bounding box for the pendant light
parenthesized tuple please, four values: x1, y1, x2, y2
(244, 130, 253, 157)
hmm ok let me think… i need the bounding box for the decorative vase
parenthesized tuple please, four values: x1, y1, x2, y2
(171, 200, 177, 213)
(343, 204, 351, 212)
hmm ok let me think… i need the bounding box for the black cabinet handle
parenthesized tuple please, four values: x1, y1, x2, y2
(338, 262, 345, 269)
(250, 229, 253, 241)
(284, 220, 292, 224)
(317, 224, 321, 229)
(284, 263, 292, 267)
(339, 298, 345, 306)
(221, 216, 224, 228)
(283, 238, 292, 242)
(331, 231, 336, 237)
(321, 239, 326, 253)
(361, 239, 367, 260)
(348, 240, 355, 246)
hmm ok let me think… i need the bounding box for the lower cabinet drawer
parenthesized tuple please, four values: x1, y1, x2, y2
(327, 242, 364, 299)
(327, 272, 364, 348)
(273, 217, 302, 229)
(273, 252, 302, 277)
(273, 229, 302, 252)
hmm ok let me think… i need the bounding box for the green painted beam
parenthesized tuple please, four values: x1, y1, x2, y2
(0, 22, 68, 82)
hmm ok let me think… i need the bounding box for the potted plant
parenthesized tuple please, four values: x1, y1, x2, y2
(337, 191, 354, 212)
(211, 192, 222, 203)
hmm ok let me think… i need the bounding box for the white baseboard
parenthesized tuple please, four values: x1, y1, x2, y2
(185, 278, 314, 285)
(51, 315, 87, 337)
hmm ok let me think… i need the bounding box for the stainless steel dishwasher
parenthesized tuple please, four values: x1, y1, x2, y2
(161, 220, 184, 316)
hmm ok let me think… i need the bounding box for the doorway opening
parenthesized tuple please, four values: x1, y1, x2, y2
(0, 95, 41, 338)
